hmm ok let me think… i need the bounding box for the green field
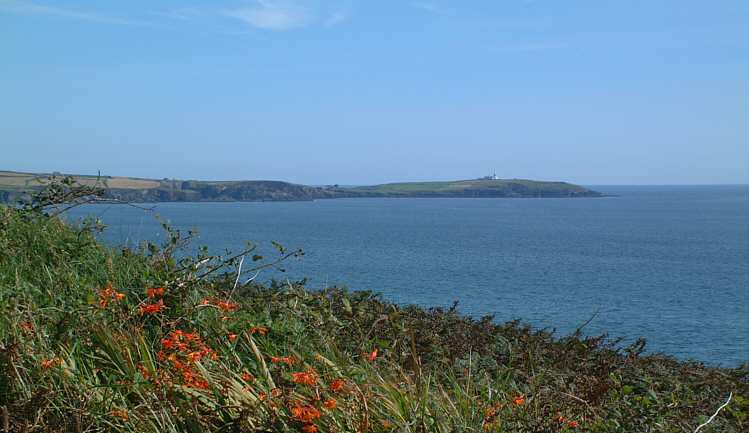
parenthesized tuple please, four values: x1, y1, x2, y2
(349, 179, 594, 196)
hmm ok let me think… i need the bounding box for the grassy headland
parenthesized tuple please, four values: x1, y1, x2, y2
(346, 179, 599, 197)
(0, 170, 602, 203)
(0, 184, 746, 432)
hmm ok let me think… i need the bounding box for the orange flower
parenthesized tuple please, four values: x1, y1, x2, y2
(567, 420, 579, 428)
(323, 398, 337, 409)
(98, 286, 125, 308)
(146, 287, 165, 298)
(186, 351, 203, 362)
(111, 409, 129, 421)
(249, 326, 269, 335)
(512, 395, 525, 406)
(199, 298, 211, 306)
(291, 369, 318, 386)
(40, 358, 59, 369)
(367, 348, 378, 362)
(216, 300, 239, 312)
(190, 378, 209, 389)
(228, 333, 238, 342)
(137, 364, 151, 380)
(20, 321, 34, 332)
(302, 424, 318, 433)
(329, 378, 345, 393)
(270, 356, 295, 366)
(241, 372, 254, 382)
(139, 299, 166, 315)
(290, 404, 321, 422)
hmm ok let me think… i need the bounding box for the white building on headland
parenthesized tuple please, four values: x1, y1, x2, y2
(479, 172, 498, 180)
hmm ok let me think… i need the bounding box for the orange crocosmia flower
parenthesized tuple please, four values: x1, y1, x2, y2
(216, 300, 239, 312)
(367, 348, 378, 362)
(512, 395, 525, 406)
(323, 398, 337, 409)
(290, 404, 321, 422)
(291, 369, 318, 386)
(567, 420, 579, 428)
(98, 286, 125, 307)
(40, 358, 59, 369)
(302, 424, 318, 433)
(241, 372, 254, 382)
(199, 298, 211, 306)
(20, 322, 34, 332)
(249, 326, 269, 335)
(156, 350, 167, 361)
(137, 364, 150, 380)
(228, 333, 238, 342)
(139, 300, 166, 315)
(111, 409, 129, 421)
(270, 356, 295, 366)
(329, 378, 345, 393)
(186, 351, 203, 362)
(182, 371, 208, 389)
(146, 287, 165, 298)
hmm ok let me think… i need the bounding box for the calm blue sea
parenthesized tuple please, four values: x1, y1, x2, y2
(67, 185, 749, 366)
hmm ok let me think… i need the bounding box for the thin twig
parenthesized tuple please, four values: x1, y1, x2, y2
(574, 309, 600, 335)
(558, 391, 590, 407)
(694, 392, 732, 433)
(229, 255, 245, 298)
(244, 270, 261, 285)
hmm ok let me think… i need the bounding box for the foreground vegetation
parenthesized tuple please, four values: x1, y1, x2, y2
(0, 187, 746, 432)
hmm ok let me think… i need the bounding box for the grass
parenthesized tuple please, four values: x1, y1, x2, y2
(0, 198, 747, 432)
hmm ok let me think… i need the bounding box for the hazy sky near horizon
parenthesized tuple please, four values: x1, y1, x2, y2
(1, 0, 747, 185)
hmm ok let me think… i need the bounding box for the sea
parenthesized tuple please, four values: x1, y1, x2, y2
(66, 185, 749, 366)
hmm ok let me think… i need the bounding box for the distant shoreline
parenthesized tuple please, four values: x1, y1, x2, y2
(0, 170, 604, 203)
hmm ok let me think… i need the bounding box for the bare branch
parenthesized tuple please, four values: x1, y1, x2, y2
(694, 392, 732, 433)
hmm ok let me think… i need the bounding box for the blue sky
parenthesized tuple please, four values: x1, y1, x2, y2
(1, 0, 747, 185)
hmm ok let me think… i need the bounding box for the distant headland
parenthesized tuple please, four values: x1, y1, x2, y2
(0, 170, 604, 203)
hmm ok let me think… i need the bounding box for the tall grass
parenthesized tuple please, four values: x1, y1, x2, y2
(0, 200, 747, 432)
